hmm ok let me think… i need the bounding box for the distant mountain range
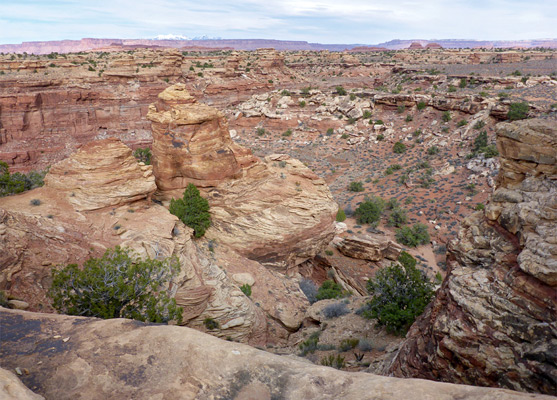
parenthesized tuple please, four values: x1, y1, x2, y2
(0, 37, 555, 54)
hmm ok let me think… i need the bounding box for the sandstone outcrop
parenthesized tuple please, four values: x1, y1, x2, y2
(44, 138, 156, 211)
(0, 368, 44, 400)
(386, 118, 557, 394)
(146, 83, 258, 189)
(0, 308, 552, 400)
(333, 234, 402, 262)
(148, 85, 338, 271)
(0, 138, 267, 343)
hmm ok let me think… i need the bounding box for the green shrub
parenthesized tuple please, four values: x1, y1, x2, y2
(471, 131, 499, 158)
(322, 302, 350, 319)
(348, 181, 364, 192)
(169, 184, 211, 238)
(336, 209, 346, 222)
(299, 331, 320, 355)
(335, 86, 347, 95)
(457, 119, 468, 127)
(448, 85, 456, 92)
(507, 102, 529, 120)
(376, 134, 385, 141)
(405, 115, 413, 122)
(326, 128, 334, 136)
(397, 105, 405, 114)
(363, 110, 372, 119)
(299, 100, 306, 107)
(385, 164, 402, 175)
(363, 251, 434, 335)
(416, 101, 426, 111)
(48, 246, 182, 323)
(30, 199, 41, 206)
(459, 78, 467, 88)
(316, 280, 345, 301)
(282, 129, 292, 137)
(320, 354, 345, 369)
(395, 223, 430, 247)
(0, 161, 48, 197)
(354, 196, 385, 225)
(387, 207, 408, 227)
(475, 203, 485, 211)
(442, 111, 451, 122)
(427, 146, 439, 155)
(339, 338, 359, 352)
(393, 141, 406, 154)
(473, 120, 485, 130)
(240, 284, 252, 297)
(133, 148, 152, 165)
(256, 127, 266, 136)
(204, 317, 220, 330)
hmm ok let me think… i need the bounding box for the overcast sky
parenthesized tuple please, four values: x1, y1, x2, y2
(1, 0, 556, 45)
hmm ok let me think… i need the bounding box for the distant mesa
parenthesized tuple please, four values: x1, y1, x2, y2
(408, 42, 424, 49)
(425, 42, 443, 49)
(347, 46, 388, 52)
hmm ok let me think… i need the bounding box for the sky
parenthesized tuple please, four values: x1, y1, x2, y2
(0, 0, 556, 45)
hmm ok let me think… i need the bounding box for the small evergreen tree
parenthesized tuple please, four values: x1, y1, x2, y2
(363, 252, 434, 335)
(169, 184, 211, 238)
(49, 246, 182, 323)
(354, 196, 385, 225)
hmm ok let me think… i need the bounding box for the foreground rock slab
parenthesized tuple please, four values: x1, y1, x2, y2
(0, 308, 552, 400)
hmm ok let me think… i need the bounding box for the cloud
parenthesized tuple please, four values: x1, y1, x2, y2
(1, 0, 556, 44)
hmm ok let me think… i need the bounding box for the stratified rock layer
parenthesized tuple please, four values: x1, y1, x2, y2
(0, 308, 552, 400)
(387, 119, 557, 394)
(333, 234, 402, 261)
(146, 83, 257, 189)
(44, 138, 156, 211)
(148, 85, 338, 271)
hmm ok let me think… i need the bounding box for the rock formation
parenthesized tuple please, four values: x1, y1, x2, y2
(0, 368, 44, 400)
(333, 234, 402, 262)
(146, 83, 258, 189)
(0, 307, 552, 400)
(148, 85, 338, 272)
(0, 138, 267, 344)
(386, 118, 557, 394)
(44, 138, 156, 211)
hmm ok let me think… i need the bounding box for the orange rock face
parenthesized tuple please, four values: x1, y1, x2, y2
(147, 84, 258, 189)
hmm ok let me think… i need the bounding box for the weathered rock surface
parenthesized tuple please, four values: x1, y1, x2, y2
(0, 308, 552, 400)
(206, 153, 338, 272)
(0, 367, 44, 400)
(148, 85, 338, 271)
(333, 234, 402, 262)
(147, 84, 258, 189)
(44, 138, 156, 211)
(386, 118, 557, 394)
(0, 138, 268, 344)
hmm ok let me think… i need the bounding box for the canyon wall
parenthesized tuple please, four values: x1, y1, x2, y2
(386, 118, 557, 394)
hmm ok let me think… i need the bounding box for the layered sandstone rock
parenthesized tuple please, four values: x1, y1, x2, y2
(0, 308, 551, 400)
(0, 138, 267, 343)
(386, 118, 557, 394)
(333, 234, 402, 262)
(148, 85, 338, 271)
(44, 138, 156, 211)
(146, 83, 258, 189)
(206, 153, 338, 272)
